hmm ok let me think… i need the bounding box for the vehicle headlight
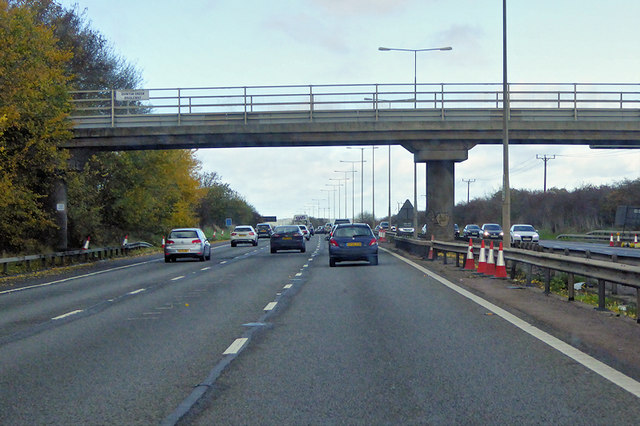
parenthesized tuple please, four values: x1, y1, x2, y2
(500, 231, 504, 236)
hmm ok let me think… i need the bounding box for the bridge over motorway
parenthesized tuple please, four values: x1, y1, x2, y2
(61, 82, 640, 243)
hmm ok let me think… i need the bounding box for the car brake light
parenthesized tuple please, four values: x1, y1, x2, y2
(369, 238, 377, 246)
(192, 239, 202, 244)
(249, 232, 255, 236)
(231, 232, 237, 236)
(329, 238, 339, 247)
(166, 240, 174, 245)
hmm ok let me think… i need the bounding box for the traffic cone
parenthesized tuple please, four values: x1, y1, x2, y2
(82, 236, 90, 250)
(427, 235, 434, 260)
(122, 235, 128, 247)
(616, 233, 621, 247)
(609, 234, 614, 247)
(494, 242, 507, 278)
(161, 236, 165, 248)
(634, 234, 638, 248)
(485, 241, 496, 276)
(476, 240, 487, 274)
(213, 231, 217, 240)
(464, 239, 475, 270)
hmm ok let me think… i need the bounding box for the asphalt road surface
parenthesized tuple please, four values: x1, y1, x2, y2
(1, 236, 639, 424)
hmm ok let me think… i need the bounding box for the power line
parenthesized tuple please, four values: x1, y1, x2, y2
(461, 178, 476, 203)
(536, 154, 556, 192)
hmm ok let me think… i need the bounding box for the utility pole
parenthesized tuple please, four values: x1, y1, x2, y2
(536, 154, 556, 192)
(462, 178, 476, 203)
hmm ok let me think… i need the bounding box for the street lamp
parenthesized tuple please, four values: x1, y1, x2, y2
(320, 188, 334, 221)
(325, 184, 340, 221)
(339, 160, 359, 222)
(347, 146, 375, 222)
(378, 46, 452, 108)
(329, 178, 348, 219)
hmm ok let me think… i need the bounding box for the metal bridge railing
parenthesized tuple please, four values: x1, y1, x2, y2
(69, 82, 640, 128)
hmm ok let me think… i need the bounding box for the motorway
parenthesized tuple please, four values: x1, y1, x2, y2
(1, 236, 640, 424)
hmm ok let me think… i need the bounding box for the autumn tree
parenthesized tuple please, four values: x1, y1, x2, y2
(0, 0, 72, 252)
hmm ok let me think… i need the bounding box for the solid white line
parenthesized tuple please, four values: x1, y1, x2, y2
(383, 248, 640, 400)
(0, 259, 160, 296)
(223, 338, 248, 355)
(127, 288, 146, 295)
(52, 309, 83, 320)
(264, 302, 277, 311)
(171, 276, 185, 281)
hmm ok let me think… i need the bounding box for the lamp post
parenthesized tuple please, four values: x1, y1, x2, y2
(329, 178, 348, 218)
(325, 184, 340, 221)
(502, 0, 511, 247)
(378, 45, 452, 108)
(339, 160, 359, 222)
(320, 189, 334, 222)
(347, 147, 373, 221)
(333, 171, 351, 219)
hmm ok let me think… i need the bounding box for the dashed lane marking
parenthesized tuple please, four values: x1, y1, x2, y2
(52, 309, 83, 321)
(171, 276, 185, 281)
(223, 338, 248, 355)
(264, 302, 277, 311)
(127, 288, 146, 295)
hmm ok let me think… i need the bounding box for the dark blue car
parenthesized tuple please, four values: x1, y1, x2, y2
(328, 223, 378, 267)
(270, 225, 306, 253)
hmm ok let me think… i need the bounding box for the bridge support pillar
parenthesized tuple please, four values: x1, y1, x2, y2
(411, 143, 472, 242)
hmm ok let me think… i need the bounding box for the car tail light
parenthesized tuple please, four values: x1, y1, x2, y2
(166, 239, 175, 245)
(231, 232, 237, 236)
(329, 238, 339, 247)
(272, 233, 280, 238)
(368, 238, 377, 246)
(192, 239, 202, 244)
(249, 232, 255, 236)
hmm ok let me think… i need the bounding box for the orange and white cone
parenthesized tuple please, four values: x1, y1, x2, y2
(213, 231, 217, 240)
(485, 241, 496, 276)
(161, 236, 165, 248)
(82, 236, 90, 250)
(464, 239, 475, 270)
(494, 242, 507, 278)
(476, 239, 487, 274)
(616, 233, 621, 247)
(634, 234, 638, 248)
(609, 234, 614, 247)
(427, 235, 435, 260)
(122, 235, 128, 247)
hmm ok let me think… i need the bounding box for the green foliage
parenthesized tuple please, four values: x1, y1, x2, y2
(197, 171, 261, 229)
(0, 0, 72, 252)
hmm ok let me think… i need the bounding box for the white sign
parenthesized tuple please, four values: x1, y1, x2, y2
(56, 203, 65, 211)
(115, 89, 149, 101)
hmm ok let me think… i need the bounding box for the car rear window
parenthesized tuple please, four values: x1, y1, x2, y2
(235, 227, 252, 232)
(170, 230, 198, 239)
(334, 226, 372, 238)
(274, 226, 300, 234)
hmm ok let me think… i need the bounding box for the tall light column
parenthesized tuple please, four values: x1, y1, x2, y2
(347, 147, 371, 222)
(325, 183, 340, 221)
(330, 178, 348, 218)
(378, 46, 452, 108)
(340, 160, 359, 222)
(502, 0, 511, 247)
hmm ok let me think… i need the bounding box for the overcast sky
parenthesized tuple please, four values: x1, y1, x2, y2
(60, 0, 640, 222)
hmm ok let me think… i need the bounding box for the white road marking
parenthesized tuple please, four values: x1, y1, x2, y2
(220, 261, 227, 264)
(0, 259, 160, 296)
(303, 264, 308, 268)
(52, 309, 83, 320)
(127, 288, 146, 295)
(383, 248, 640, 400)
(283, 284, 292, 289)
(201, 267, 211, 271)
(264, 302, 277, 311)
(223, 338, 248, 355)
(171, 276, 185, 281)
(295, 272, 302, 277)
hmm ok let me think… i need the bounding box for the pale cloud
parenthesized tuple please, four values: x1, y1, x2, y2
(311, 0, 414, 16)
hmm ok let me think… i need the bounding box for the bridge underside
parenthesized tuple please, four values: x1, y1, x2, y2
(67, 119, 640, 152)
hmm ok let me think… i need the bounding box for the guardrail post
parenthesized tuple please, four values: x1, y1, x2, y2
(442, 249, 447, 265)
(637, 289, 640, 324)
(111, 90, 115, 128)
(597, 279, 607, 310)
(567, 273, 575, 301)
(244, 87, 247, 124)
(177, 88, 182, 125)
(309, 85, 314, 122)
(573, 83, 578, 121)
(526, 264, 533, 287)
(509, 261, 517, 279)
(440, 83, 445, 120)
(544, 268, 551, 294)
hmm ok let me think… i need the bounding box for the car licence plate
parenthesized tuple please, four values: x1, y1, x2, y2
(239, 234, 247, 237)
(178, 249, 189, 253)
(347, 242, 362, 247)
(283, 237, 292, 240)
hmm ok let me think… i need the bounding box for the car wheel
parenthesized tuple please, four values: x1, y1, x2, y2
(164, 256, 170, 263)
(253, 240, 258, 246)
(271, 247, 276, 254)
(329, 258, 336, 267)
(231, 241, 236, 247)
(301, 246, 306, 253)
(369, 255, 378, 265)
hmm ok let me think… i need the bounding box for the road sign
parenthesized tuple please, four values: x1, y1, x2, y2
(225, 218, 233, 227)
(115, 89, 149, 101)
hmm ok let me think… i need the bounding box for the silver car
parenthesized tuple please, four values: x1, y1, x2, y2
(164, 228, 211, 262)
(510, 224, 539, 244)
